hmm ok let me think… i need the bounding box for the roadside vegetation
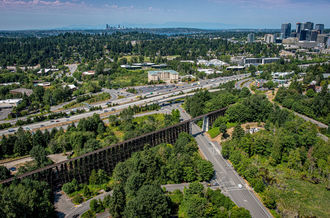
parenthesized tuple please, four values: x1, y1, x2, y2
(185, 86, 329, 217)
(0, 105, 180, 175)
(275, 78, 329, 125)
(64, 133, 250, 218)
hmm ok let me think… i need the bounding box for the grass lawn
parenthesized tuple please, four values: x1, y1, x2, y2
(276, 179, 330, 217)
(133, 113, 165, 124)
(110, 70, 148, 87)
(250, 156, 330, 218)
(120, 55, 151, 62)
(63, 93, 110, 109)
(208, 127, 220, 138)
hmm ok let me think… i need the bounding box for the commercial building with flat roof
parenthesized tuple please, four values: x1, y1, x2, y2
(148, 70, 179, 83)
(226, 66, 245, 71)
(244, 57, 280, 66)
(0, 99, 22, 108)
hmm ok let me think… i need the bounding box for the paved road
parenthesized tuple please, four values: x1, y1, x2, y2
(179, 109, 272, 218)
(55, 189, 111, 218)
(193, 126, 271, 218)
(2, 153, 68, 172)
(235, 78, 251, 90)
(60, 182, 213, 218)
(1, 104, 179, 170)
(291, 110, 328, 129)
(0, 74, 249, 136)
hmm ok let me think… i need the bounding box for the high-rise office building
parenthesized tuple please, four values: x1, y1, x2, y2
(306, 30, 312, 41)
(296, 22, 302, 33)
(311, 30, 318, 42)
(264, 34, 275, 43)
(299, 29, 308, 41)
(247, 33, 255, 43)
(303, 21, 314, 30)
(317, 34, 328, 44)
(315, 24, 325, 34)
(281, 23, 291, 39)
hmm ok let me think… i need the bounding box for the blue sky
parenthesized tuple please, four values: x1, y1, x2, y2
(0, 0, 330, 30)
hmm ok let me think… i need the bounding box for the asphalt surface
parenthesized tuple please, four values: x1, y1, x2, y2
(56, 190, 111, 218)
(193, 126, 272, 218)
(0, 74, 249, 136)
(235, 78, 251, 89)
(179, 109, 272, 218)
(1, 104, 180, 171)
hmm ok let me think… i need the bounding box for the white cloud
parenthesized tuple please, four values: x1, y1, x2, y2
(0, 0, 81, 8)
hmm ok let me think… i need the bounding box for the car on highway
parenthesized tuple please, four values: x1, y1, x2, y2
(25, 127, 31, 131)
(104, 110, 109, 113)
(8, 128, 15, 132)
(238, 184, 243, 188)
(9, 167, 16, 172)
(56, 120, 60, 122)
(40, 124, 45, 127)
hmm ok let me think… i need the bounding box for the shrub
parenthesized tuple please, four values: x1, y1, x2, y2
(83, 185, 92, 198)
(81, 210, 96, 218)
(72, 194, 83, 204)
(62, 182, 75, 195)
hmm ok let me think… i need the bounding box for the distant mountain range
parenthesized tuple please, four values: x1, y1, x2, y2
(0, 25, 282, 37)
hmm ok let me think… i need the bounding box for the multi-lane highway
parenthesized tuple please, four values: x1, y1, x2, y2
(0, 74, 249, 136)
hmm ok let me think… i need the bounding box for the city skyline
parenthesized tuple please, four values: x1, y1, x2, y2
(0, 0, 330, 30)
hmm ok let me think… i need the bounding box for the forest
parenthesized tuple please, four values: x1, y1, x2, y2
(184, 88, 329, 217)
(0, 106, 181, 178)
(62, 133, 250, 218)
(0, 32, 281, 67)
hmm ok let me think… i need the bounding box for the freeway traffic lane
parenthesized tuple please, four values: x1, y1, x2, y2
(191, 123, 272, 218)
(0, 74, 250, 136)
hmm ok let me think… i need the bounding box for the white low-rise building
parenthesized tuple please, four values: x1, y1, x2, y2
(272, 71, 294, 79)
(37, 68, 59, 74)
(180, 60, 195, 64)
(0, 82, 20, 86)
(197, 59, 228, 67)
(82, 71, 96, 76)
(197, 69, 215, 75)
(37, 82, 51, 87)
(0, 99, 22, 109)
(63, 84, 77, 90)
(226, 66, 245, 71)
